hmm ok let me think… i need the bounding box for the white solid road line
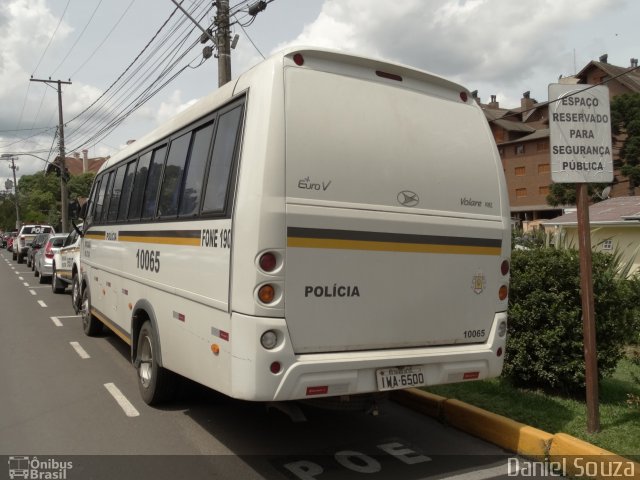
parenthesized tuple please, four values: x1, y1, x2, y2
(70, 341, 91, 359)
(50, 316, 63, 327)
(37, 300, 47, 308)
(104, 383, 140, 417)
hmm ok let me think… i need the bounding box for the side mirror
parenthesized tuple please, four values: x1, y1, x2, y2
(72, 220, 84, 238)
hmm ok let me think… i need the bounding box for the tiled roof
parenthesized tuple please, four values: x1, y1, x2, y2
(544, 196, 640, 225)
(47, 156, 108, 176)
(498, 128, 549, 145)
(576, 61, 640, 93)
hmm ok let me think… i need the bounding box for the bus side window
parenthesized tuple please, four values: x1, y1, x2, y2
(107, 164, 127, 222)
(93, 174, 110, 224)
(179, 121, 215, 217)
(158, 133, 191, 218)
(85, 177, 101, 226)
(117, 159, 137, 222)
(141, 146, 167, 220)
(99, 171, 115, 224)
(128, 152, 152, 220)
(201, 106, 243, 214)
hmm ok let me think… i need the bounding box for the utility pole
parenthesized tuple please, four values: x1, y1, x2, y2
(216, 0, 231, 86)
(4, 156, 20, 229)
(30, 78, 72, 232)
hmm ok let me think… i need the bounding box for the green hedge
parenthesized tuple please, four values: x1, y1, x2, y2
(505, 248, 639, 395)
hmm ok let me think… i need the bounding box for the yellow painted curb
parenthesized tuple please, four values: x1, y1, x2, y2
(442, 398, 553, 457)
(549, 433, 640, 480)
(392, 389, 640, 478)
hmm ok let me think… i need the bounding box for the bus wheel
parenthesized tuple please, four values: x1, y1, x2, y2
(136, 321, 176, 405)
(81, 287, 102, 336)
(72, 274, 81, 314)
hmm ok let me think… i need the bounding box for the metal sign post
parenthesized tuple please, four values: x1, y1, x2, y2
(548, 84, 613, 434)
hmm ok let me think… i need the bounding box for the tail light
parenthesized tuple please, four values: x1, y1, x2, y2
(45, 241, 54, 259)
(259, 252, 277, 272)
(258, 284, 275, 304)
(501, 259, 510, 276)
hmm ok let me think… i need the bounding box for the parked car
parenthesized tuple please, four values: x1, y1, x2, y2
(14, 224, 55, 263)
(51, 227, 82, 305)
(0, 233, 6, 248)
(6, 233, 16, 252)
(26, 233, 50, 269)
(34, 234, 67, 284)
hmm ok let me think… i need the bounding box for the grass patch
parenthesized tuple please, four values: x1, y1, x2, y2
(424, 357, 640, 459)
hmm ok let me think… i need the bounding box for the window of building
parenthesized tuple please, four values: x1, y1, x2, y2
(538, 186, 550, 196)
(515, 166, 526, 176)
(515, 144, 525, 155)
(538, 163, 550, 174)
(498, 147, 505, 157)
(515, 188, 527, 198)
(537, 141, 548, 152)
(601, 239, 613, 251)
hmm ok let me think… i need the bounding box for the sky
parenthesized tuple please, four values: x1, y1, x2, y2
(0, 0, 638, 189)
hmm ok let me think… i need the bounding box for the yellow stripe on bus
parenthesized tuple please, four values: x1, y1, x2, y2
(85, 234, 104, 240)
(118, 236, 201, 246)
(287, 237, 501, 256)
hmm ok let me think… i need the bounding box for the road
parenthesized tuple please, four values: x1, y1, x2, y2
(0, 249, 526, 480)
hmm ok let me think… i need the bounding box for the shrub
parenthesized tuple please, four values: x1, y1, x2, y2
(504, 247, 638, 395)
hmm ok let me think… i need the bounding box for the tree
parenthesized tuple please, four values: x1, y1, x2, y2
(546, 182, 608, 207)
(611, 93, 640, 195)
(67, 172, 95, 201)
(17, 172, 59, 226)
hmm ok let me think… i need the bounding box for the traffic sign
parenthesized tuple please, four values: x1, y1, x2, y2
(548, 84, 613, 184)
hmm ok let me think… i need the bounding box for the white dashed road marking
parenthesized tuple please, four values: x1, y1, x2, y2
(70, 341, 91, 359)
(104, 383, 140, 417)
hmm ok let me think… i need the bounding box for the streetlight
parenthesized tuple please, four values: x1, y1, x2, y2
(1, 154, 21, 229)
(2, 152, 69, 231)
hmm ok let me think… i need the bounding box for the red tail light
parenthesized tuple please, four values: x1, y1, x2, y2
(45, 241, 54, 259)
(259, 252, 277, 272)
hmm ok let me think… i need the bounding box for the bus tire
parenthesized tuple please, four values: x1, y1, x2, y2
(51, 266, 65, 293)
(72, 274, 81, 314)
(81, 287, 102, 336)
(136, 320, 176, 405)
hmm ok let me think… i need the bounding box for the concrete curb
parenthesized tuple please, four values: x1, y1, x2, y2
(391, 388, 640, 479)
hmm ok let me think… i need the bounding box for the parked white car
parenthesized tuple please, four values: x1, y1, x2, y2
(51, 227, 83, 312)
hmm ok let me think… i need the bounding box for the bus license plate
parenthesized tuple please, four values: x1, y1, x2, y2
(376, 366, 426, 391)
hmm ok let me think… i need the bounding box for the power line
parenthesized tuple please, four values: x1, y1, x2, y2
(51, 0, 104, 76)
(32, 0, 72, 75)
(69, 0, 137, 79)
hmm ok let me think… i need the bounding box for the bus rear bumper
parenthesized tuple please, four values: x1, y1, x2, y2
(229, 312, 507, 402)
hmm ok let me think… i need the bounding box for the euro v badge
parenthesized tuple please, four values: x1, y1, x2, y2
(548, 84, 613, 183)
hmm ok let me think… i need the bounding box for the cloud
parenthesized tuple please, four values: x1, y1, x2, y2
(278, 0, 621, 99)
(155, 89, 199, 126)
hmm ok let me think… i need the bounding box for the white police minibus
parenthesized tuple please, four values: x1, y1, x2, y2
(79, 47, 511, 405)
